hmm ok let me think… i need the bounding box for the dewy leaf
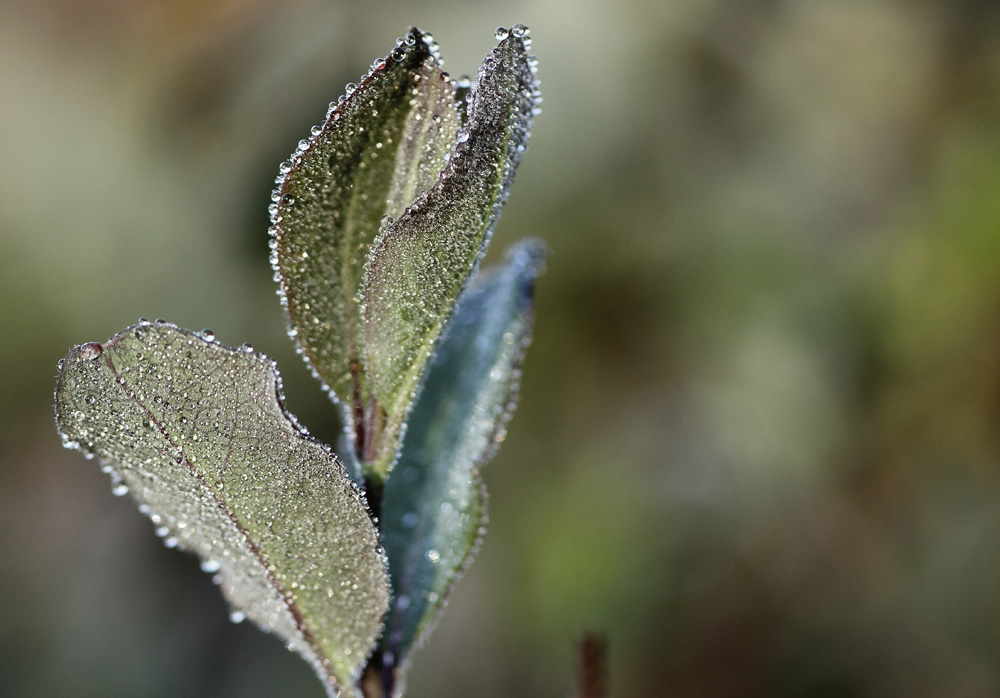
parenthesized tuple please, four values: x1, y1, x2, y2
(271, 28, 461, 446)
(362, 27, 541, 476)
(54, 322, 389, 698)
(379, 240, 546, 679)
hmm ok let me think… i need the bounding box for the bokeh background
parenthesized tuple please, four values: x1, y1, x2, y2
(4, 1, 1000, 696)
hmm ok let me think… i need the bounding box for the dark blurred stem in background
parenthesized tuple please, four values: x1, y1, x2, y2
(576, 633, 609, 698)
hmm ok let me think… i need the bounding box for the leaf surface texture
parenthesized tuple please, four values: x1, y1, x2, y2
(55, 323, 389, 698)
(361, 32, 541, 475)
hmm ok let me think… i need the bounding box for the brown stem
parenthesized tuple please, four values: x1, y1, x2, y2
(576, 633, 609, 698)
(350, 359, 366, 459)
(359, 660, 386, 698)
(362, 395, 385, 465)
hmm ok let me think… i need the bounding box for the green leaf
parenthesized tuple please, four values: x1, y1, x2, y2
(271, 28, 460, 447)
(379, 240, 546, 677)
(362, 29, 541, 476)
(54, 322, 389, 698)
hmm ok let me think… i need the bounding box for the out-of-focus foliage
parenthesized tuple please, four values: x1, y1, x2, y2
(4, 1, 1000, 697)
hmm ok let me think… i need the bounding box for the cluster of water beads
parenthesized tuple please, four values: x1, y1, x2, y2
(495, 23, 529, 41)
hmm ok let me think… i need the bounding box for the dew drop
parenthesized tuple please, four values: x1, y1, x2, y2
(230, 610, 246, 624)
(391, 46, 406, 62)
(200, 329, 215, 342)
(426, 549, 441, 563)
(79, 342, 103, 360)
(112, 483, 129, 496)
(494, 26, 509, 40)
(201, 559, 221, 573)
(396, 594, 411, 610)
(164, 536, 179, 549)
(241, 342, 254, 353)
(512, 22, 528, 38)
(456, 130, 470, 143)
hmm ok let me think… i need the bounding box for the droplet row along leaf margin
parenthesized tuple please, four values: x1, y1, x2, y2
(54, 322, 389, 698)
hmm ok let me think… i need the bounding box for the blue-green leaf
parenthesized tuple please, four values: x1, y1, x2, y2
(54, 322, 389, 698)
(379, 240, 546, 678)
(361, 28, 541, 477)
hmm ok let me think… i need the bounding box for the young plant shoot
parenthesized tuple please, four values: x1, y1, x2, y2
(55, 24, 542, 698)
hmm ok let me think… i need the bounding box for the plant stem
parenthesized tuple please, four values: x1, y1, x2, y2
(576, 633, 609, 698)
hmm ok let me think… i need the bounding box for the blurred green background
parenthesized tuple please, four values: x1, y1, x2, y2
(4, 1, 1000, 696)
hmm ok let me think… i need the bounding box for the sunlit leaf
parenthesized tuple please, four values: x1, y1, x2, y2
(379, 240, 546, 679)
(362, 29, 541, 476)
(54, 322, 389, 698)
(271, 28, 460, 448)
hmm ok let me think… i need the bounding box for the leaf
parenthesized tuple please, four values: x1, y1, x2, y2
(54, 322, 389, 698)
(271, 28, 461, 445)
(361, 29, 541, 477)
(379, 240, 546, 678)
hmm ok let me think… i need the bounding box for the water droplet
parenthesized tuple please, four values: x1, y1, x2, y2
(396, 594, 411, 610)
(345, 82, 357, 95)
(278, 161, 292, 174)
(426, 549, 440, 563)
(200, 329, 215, 342)
(201, 559, 221, 573)
(241, 342, 254, 353)
(297, 139, 310, 152)
(280, 194, 295, 206)
(310, 124, 322, 136)
(457, 130, 470, 143)
(230, 610, 246, 624)
(494, 26, 509, 40)
(511, 23, 528, 38)
(164, 536, 179, 549)
(391, 46, 406, 62)
(79, 342, 103, 360)
(112, 483, 129, 496)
